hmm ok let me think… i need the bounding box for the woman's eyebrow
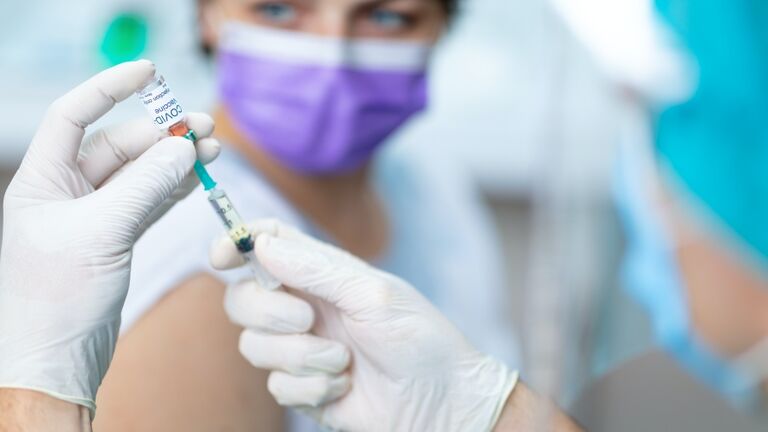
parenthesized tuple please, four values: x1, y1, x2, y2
(274, 0, 417, 8)
(352, 0, 410, 9)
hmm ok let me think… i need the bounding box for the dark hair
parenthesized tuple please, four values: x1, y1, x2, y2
(441, 0, 458, 16)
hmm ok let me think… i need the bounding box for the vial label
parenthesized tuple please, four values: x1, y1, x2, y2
(139, 80, 184, 129)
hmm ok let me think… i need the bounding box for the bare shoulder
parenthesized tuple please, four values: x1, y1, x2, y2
(95, 273, 283, 431)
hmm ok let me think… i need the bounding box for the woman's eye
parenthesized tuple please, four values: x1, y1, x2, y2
(255, 2, 297, 24)
(369, 9, 410, 30)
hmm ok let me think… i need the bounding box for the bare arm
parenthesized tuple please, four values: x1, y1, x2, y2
(494, 382, 585, 432)
(95, 273, 283, 431)
(0, 389, 90, 432)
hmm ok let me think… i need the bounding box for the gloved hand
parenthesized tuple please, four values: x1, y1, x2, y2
(210, 219, 518, 432)
(0, 60, 219, 412)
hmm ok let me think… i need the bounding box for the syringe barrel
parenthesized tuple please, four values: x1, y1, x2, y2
(208, 189, 253, 252)
(208, 189, 281, 290)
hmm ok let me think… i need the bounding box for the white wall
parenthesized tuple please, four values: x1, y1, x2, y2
(0, 0, 213, 163)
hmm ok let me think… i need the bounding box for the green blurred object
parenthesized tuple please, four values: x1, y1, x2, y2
(101, 13, 148, 65)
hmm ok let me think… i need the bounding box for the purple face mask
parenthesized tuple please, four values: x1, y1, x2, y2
(217, 22, 431, 174)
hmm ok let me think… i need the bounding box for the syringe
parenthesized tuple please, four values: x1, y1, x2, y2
(136, 72, 281, 290)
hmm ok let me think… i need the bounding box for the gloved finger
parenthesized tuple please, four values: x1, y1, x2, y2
(94, 137, 220, 195)
(225, 279, 314, 333)
(183, 112, 216, 142)
(239, 330, 351, 375)
(173, 112, 219, 165)
(241, 220, 397, 318)
(108, 137, 220, 240)
(29, 60, 155, 167)
(210, 233, 245, 269)
(142, 137, 220, 195)
(134, 163, 207, 239)
(78, 112, 218, 188)
(209, 219, 302, 269)
(96, 136, 195, 238)
(252, 234, 386, 317)
(78, 118, 162, 187)
(195, 137, 221, 165)
(296, 405, 353, 432)
(210, 219, 365, 270)
(268, 371, 351, 408)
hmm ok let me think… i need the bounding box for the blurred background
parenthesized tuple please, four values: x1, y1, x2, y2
(1, 0, 765, 430)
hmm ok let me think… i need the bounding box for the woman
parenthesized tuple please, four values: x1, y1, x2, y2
(95, 0, 517, 430)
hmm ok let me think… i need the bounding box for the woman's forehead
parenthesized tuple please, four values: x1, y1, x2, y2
(225, 0, 434, 7)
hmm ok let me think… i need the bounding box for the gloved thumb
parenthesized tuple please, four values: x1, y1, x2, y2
(254, 234, 384, 318)
(96, 136, 196, 239)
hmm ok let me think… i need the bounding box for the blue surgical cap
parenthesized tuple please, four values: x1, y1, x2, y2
(654, 0, 768, 263)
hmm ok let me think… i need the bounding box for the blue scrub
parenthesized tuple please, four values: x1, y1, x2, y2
(655, 0, 768, 264)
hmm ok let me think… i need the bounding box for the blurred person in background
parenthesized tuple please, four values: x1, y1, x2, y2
(556, 0, 768, 417)
(95, 0, 517, 430)
(613, 0, 768, 415)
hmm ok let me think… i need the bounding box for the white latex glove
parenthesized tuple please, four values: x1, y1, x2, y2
(0, 60, 219, 412)
(210, 219, 518, 432)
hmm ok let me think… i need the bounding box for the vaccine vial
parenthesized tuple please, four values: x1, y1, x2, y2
(136, 73, 195, 140)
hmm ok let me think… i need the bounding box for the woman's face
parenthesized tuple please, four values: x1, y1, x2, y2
(200, 0, 448, 49)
